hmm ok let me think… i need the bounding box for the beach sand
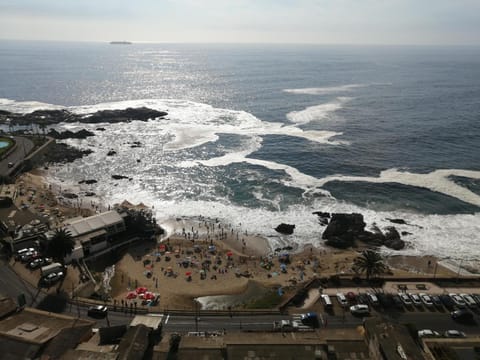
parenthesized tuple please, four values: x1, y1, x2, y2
(12, 170, 461, 311)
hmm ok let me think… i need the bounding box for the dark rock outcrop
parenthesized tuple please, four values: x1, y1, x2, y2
(0, 107, 168, 126)
(48, 128, 95, 140)
(322, 213, 406, 251)
(274, 223, 295, 235)
(107, 150, 117, 156)
(43, 143, 93, 164)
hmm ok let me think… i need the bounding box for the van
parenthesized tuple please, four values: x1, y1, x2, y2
(41, 262, 64, 276)
(321, 294, 333, 309)
(350, 304, 370, 316)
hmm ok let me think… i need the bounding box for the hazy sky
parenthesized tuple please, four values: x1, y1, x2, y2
(1, 0, 480, 44)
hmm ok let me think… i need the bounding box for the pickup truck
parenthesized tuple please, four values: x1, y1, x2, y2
(273, 320, 298, 332)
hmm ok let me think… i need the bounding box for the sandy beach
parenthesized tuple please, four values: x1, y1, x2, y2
(11, 170, 461, 311)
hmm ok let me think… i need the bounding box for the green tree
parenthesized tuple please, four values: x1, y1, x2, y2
(46, 228, 75, 264)
(353, 249, 386, 281)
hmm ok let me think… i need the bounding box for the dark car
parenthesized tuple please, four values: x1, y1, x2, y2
(440, 294, 455, 310)
(300, 312, 319, 328)
(357, 293, 369, 305)
(87, 305, 108, 319)
(431, 295, 443, 307)
(392, 295, 404, 309)
(41, 271, 64, 286)
(451, 309, 474, 322)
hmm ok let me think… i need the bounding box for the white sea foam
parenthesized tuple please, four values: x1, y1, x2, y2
(283, 84, 367, 95)
(0, 98, 63, 113)
(286, 97, 351, 125)
(4, 97, 480, 261)
(318, 168, 480, 207)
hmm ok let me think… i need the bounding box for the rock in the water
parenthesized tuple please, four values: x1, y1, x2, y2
(112, 174, 129, 180)
(79, 179, 97, 185)
(107, 150, 117, 156)
(386, 218, 407, 225)
(322, 213, 366, 249)
(275, 223, 295, 235)
(313, 211, 331, 226)
(96, 127, 106, 131)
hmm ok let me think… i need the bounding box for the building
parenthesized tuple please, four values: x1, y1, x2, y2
(363, 318, 425, 360)
(64, 210, 126, 258)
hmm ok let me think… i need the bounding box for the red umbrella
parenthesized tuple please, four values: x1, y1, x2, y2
(185, 271, 192, 276)
(126, 291, 137, 299)
(144, 292, 155, 300)
(226, 251, 233, 257)
(136, 286, 148, 294)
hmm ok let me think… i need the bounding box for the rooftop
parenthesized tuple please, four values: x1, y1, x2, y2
(65, 210, 123, 237)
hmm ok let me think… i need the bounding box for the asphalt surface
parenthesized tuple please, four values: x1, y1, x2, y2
(2, 257, 480, 335)
(0, 136, 33, 176)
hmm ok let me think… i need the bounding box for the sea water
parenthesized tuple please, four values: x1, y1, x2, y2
(1, 41, 479, 263)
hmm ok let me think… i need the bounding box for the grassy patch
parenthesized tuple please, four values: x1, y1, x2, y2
(244, 290, 284, 309)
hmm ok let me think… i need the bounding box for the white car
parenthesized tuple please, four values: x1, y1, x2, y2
(460, 294, 477, 308)
(336, 293, 348, 307)
(399, 293, 412, 306)
(449, 293, 466, 308)
(408, 293, 422, 307)
(366, 292, 379, 306)
(350, 304, 370, 315)
(419, 293, 434, 307)
(418, 329, 440, 338)
(444, 330, 466, 338)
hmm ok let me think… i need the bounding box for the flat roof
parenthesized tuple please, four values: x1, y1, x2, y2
(66, 211, 123, 237)
(130, 315, 163, 329)
(0, 307, 94, 345)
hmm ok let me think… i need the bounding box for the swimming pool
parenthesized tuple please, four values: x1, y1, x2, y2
(0, 140, 10, 149)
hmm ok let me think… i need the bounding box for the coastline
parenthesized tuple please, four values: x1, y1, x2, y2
(12, 169, 465, 311)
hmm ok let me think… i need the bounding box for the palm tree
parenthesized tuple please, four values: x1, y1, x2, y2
(353, 249, 387, 281)
(46, 228, 75, 264)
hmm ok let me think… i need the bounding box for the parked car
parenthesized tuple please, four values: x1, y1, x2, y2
(350, 304, 370, 316)
(15, 247, 35, 259)
(336, 293, 348, 307)
(418, 329, 440, 338)
(87, 305, 108, 319)
(408, 293, 422, 307)
(444, 330, 466, 338)
(439, 294, 455, 310)
(28, 258, 45, 269)
(320, 294, 333, 309)
(419, 293, 434, 307)
(20, 251, 40, 263)
(41, 271, 64, 286)
(451, 309, 474, 322)
(431, 295, 443, 307)
(345, 292, 357, 303)
(399, 293, 412, 306)
(449, 293, 466, 309)
(378, 293, 393, 308)
(357, 293, 369, 305)
(471, 294, 480, 306)
(460, 294, 477, 308)
(366, 292, 379, 306)
(392, 295, 404, 309)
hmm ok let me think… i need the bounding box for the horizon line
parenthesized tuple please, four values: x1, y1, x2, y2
(1, 38, 480, 47)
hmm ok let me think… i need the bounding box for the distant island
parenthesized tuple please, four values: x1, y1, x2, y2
(110, 41, 132, 45)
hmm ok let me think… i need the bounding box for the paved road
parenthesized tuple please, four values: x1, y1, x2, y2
(0, 136, 33, 176)
(2, 258, 480, 335)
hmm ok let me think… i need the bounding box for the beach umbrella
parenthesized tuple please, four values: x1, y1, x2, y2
(144, 292, 155, 300)
(126, 291, 137, 299)
(280, 263, 287, 270)
(136, 286, 148, 294)
(185, 271, 192, 276)
(226, 251, 233, 257)
(167, 266, 172, 271)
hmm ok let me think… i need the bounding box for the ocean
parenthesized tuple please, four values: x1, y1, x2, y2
(1, 40, 480, 263)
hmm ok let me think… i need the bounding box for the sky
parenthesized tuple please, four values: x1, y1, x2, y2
(1, 0, 480, 45)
